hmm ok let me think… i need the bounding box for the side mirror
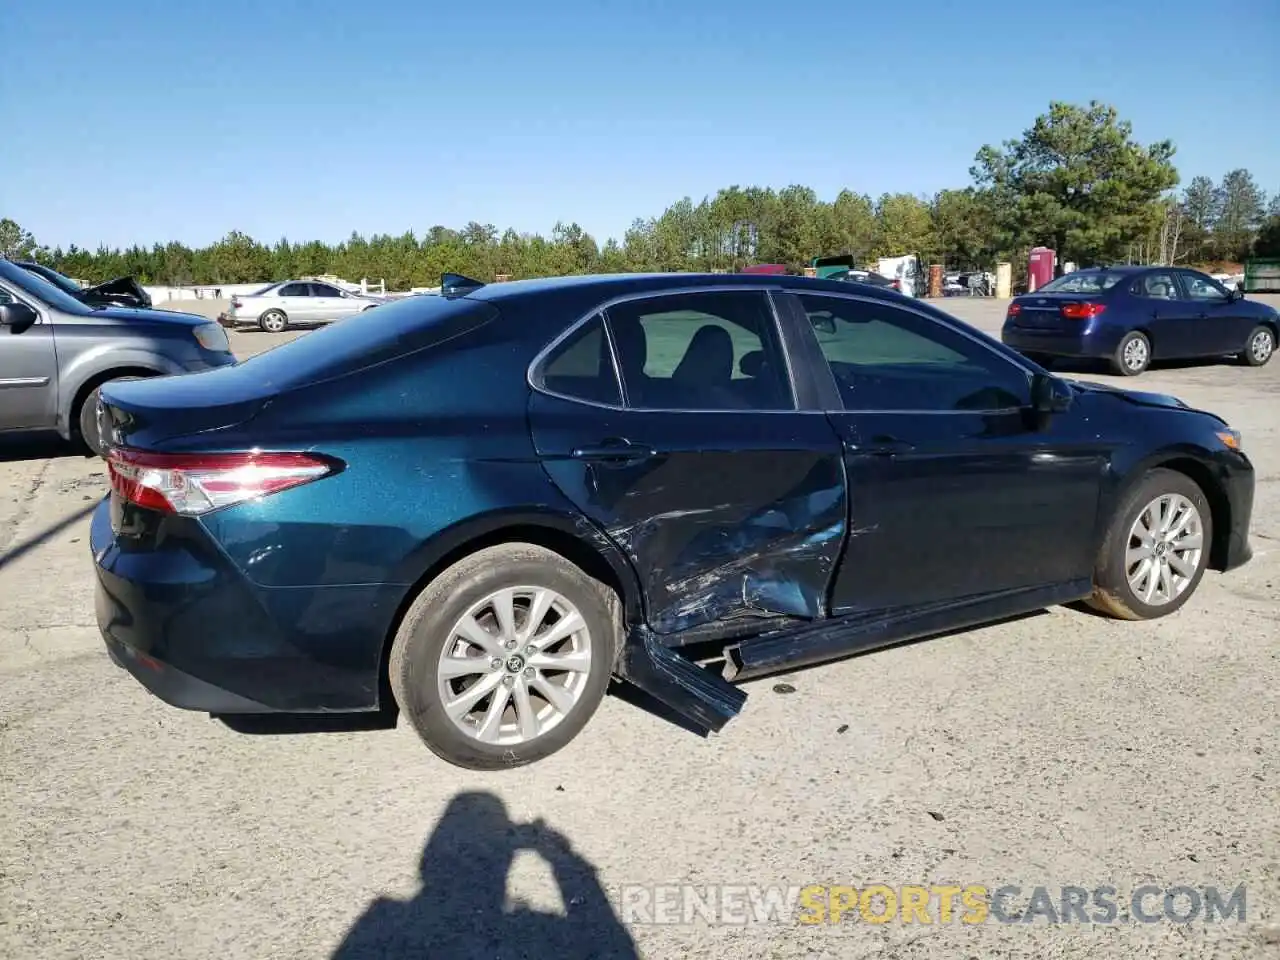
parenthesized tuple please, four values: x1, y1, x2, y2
(1030, 372, 1072, 416)
(0, 302, 38, 332)
(1228, 288, 1244, 302)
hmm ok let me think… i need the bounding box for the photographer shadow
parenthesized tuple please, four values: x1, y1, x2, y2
(333, 791, 638, 960)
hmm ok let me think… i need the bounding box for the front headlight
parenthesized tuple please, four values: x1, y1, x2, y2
(193, 322, 230, 353)
(1216, 428, 1242, 451)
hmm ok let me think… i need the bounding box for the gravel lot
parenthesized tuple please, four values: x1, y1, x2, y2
(2, 297, 1278, 960)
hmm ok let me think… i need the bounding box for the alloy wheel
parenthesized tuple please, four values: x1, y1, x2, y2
(1123, 336, 1149, 372)
(1250, 329, 1274, 365)
(1125, 493, 1204, 607)
(436, 586, 594, 745)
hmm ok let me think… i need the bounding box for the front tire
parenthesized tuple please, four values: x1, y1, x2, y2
(1111, 331, 1151, 376)
(1240, 325, 1275, 367)
(1087, 468, 1212, 620)
(389, 543, 618, 770)
(76, 385, 107, 456)
(258, 309, 288, 334)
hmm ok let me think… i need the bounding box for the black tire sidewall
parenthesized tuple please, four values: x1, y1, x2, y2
(1097, 469, 1213, 619)
(392, 546, 616, 769)
(1113, 332, 1150, 376)
(77, 386, 104, 456)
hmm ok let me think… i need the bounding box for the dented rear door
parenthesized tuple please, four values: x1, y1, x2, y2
(526, 294, 848, 638)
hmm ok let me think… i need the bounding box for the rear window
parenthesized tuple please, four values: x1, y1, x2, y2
(236, 294, 499, 390)
(1037, 271, 1125, 294)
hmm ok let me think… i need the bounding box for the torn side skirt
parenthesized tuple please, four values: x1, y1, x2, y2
(616, 629, 747, 736)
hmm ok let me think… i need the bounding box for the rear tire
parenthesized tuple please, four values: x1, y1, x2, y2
(389, 543, 618, 770)
(75, 376, 146, 457)
(1087, 468, 1212, 621)
(1239, 325, 1275, 367)
(1111, 331, 1150, 376)
(258, 309, 288, 334)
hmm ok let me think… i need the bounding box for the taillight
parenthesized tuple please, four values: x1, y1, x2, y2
(107, 448, 338, 516)
(1007, 302, 1022, 319)
(231, 298, 243, 309)
(1060, 302, 1105, 320)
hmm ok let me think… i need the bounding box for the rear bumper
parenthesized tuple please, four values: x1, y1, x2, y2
(104, 634, 279, 713)
(1001, 323, 1118, 358)
(90, 498, 393, 714)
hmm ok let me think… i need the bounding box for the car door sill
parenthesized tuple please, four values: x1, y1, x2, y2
(614, 580, 1091, 736)
(723, 579, 1093, 683)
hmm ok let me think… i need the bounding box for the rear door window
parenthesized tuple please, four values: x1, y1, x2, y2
(277, 283, 308, 297)
(603, 290, 794, 411)
(1132, 272, 1179, 300)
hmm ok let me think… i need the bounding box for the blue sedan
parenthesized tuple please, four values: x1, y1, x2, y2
(1001, 266, 1279, 376)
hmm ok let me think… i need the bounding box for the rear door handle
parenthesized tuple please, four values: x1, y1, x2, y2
(571, 438, 656, 464)
(844, 435, 914, 456)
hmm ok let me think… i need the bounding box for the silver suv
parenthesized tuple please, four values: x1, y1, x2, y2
(0, 258, 237, 454)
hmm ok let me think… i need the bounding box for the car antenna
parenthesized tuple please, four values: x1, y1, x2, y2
(440, 273, 486, 298)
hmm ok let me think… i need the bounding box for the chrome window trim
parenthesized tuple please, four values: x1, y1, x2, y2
(527, 285, 802, 415)
(789, 288, 1040, 415)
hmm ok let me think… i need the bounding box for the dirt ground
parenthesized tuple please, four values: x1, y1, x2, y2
(2, 297, 1278, 959)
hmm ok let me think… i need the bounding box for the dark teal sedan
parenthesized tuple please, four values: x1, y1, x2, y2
(1001, 266, 1278, 376)
(90, 271, 1257, 769)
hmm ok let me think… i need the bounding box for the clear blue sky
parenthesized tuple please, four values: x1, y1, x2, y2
(4, 0, 1277, 251)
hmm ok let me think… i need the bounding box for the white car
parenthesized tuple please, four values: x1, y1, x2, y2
(225, 280, 387, 333)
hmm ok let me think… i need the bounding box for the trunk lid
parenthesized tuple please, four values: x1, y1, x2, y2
(99, 365, 275, 449)
(1008, 292, 1101, 330)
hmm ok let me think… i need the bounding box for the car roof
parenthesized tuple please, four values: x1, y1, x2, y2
(1075, 265, 1156, 275)
(463, 271, 909, 304)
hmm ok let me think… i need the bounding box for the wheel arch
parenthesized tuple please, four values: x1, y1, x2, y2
(61, 365, 166, 439)
(1111, 448, 1234, 572)
(376, 510, 645, 709)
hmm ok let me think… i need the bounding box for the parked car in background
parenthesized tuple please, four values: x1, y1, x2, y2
(1001, 265, 1278, 375)
(92, 271, 1254, 770)
(828, 268, 899, 290)
(0, 258, 235, 454)
(16, 261, 153, 309)
(223, 279, 387, 333)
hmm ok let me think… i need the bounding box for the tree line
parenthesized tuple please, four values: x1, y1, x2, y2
(2, 101, 1278, 291)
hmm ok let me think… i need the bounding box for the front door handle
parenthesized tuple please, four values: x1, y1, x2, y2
(571, 438, 656, 464)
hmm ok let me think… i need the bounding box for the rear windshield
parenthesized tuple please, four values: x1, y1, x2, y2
(235, 294, 499, 390)
(1037, 271, 1125, 294)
